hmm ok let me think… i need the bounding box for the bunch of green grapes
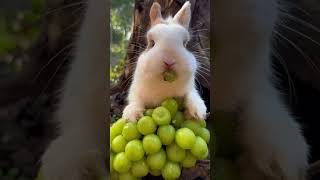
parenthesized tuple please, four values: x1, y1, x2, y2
(110, 98, 210, 180)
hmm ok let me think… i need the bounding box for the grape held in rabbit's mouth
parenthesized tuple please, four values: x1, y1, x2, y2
(163, 70, 177, 82)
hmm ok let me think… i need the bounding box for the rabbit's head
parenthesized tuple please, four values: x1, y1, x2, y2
(135, 1, 197, 83)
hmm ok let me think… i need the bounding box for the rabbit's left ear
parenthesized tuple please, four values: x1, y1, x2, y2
(173, 1, 191, 29)
(150, 2, 164, 26)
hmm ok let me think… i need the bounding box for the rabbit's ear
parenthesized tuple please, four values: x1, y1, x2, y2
(150, 2, 163, 26)
(173, 1, 191, 29)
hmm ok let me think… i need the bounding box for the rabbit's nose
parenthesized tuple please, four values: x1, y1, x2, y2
(163, 59, 176, 69)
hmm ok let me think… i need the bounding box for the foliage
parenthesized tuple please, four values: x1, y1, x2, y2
(110, 0, 134, 84)
(0, 0, 44, 75)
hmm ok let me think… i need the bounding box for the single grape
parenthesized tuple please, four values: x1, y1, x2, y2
(191, 136, 209, 160)
(166, 142, 186, 162)
(113, 152, 131, 173)
(163, 70, 177, 82)
(198, 127, 210, 143)
(110, 118, 126, 142)
(175, 128, 196, 149)
(181, 151, 197, 168)
(157, 125, 175, 145)
(131, 159, 149, 177)
(142, 134, 162, 154)
(137, 116, 157, 135)
(172, 111, 185, 128)
(161, 98, 178, 117)
(146, 148, 166, 170)
(111, 135, 127, 153)
(161, 161, 181, 180)
(152, 106, 171, 125)
(125, 140, 144, 161)
(122, 122, 141, 141)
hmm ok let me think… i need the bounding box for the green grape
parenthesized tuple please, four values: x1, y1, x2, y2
(146, 148, 166, 170)
(122, 122, 141, 141)
(181, 151, 197, 168)
(161, 98, 178, 117)
(157, 125, 175, 145)
(142, 134, 162, 154)
(144, 109, 154, 117)
(152, 106, 171, 125)
(113, 152, 131, 173)
(161, 161, 181, 180)
(191, 137, 208, 160)
(125, 140, 144, 161)
(137, 116, 157, 135)
(172, 111, 185, 128)
(175, 128, 196, 149)
(166, 142, 186, 162)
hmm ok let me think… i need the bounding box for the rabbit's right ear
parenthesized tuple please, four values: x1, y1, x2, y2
(150, 2, 163, 26)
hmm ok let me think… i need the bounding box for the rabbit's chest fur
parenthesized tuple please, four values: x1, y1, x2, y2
(128, 68, 194, 107)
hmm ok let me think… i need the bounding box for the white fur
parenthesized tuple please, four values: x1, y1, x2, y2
(214, 0, 309, 179)
(122, 1, 207, 122)
(40, 0, 107, 179)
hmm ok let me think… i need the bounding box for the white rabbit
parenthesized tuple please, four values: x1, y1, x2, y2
(40, 0, 107, 179)
(214, 0, 309, 179)
(122, 1, 207, 122)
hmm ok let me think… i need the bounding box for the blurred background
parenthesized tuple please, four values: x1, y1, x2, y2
(110, 0, 133, 85)
(0, 0, 87, 179)
(0, 0, 135, 179)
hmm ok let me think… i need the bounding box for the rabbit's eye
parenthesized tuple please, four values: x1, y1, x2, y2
(183, 39, 188, 47)
(149, 40, 155, 48)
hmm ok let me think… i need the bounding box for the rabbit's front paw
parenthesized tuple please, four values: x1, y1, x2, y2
(122, 103, 144, 122)
(185, 97, 207, 120)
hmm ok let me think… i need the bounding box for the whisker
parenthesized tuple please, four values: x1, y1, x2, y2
(43, 1, 87, 17)
(277, 2, 311, 17)
(130, 43, 146, 50)
(198, 65, 210, 73)
(277, 23, 320, 47)
(194, 55, 209, 60)
(61, 19, 82, 34)
(197, 69, 210, 76)
(195, 77, 203, 95)
(190, 28, 209, 34)
(272, 50, 297, 104)
(33, 43, 74, 81)
(40, 53, 69, 95)
(280, 12, 320, 34)
(273, 30, 320, 72)
(196, 71, 209, 86)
